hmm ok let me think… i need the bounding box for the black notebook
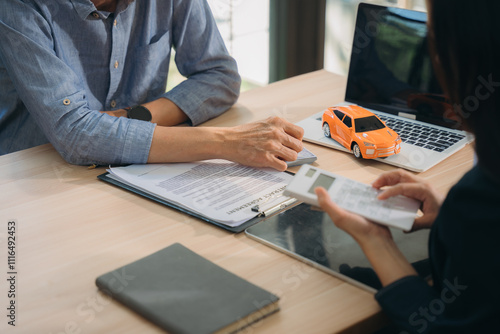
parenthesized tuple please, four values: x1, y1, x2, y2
(96, 243, 280, 334)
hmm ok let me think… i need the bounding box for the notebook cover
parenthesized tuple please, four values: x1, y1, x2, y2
(95, 243, 280, 334)
(97, 172, 270, 233)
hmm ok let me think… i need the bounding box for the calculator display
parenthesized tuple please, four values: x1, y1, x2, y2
(305, 168, 317, 178)
(308, 174, 336, 194)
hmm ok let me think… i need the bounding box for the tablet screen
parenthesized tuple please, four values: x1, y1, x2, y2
(246, 203, 429, 291)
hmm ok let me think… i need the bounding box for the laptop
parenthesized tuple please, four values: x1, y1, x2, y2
(297, 3, 474, 172)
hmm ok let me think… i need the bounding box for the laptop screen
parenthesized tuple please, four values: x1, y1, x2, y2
(345, 3, 460, 129)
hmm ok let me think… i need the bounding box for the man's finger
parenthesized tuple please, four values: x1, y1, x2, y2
(270, 157, 288, 172)
(281, 132, 303, 153)
(277, 145, 299, 162)
(282, 121, 304, 140)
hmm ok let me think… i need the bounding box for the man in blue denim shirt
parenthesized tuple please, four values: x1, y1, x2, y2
(0, 0, 303, 171)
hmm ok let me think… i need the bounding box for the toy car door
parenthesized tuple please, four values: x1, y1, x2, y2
(337, 115, 353, 147)
(332, 109, 348, 147)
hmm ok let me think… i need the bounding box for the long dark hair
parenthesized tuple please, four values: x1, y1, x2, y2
(428, 0, 500, 179)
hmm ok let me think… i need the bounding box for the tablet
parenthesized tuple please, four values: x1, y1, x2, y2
(245, 203, 429, 292)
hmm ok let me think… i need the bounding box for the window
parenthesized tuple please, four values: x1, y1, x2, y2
(354, 116, 386, 133)
(343, 116, 352, 128)
(333, 110, 345, 120)
(324, 0, 427, 76)
(167, 0, 270, 92)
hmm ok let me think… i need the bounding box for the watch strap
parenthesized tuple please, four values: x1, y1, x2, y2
(126, 105, 152, 122)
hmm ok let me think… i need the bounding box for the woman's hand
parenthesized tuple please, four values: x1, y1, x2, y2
(373, 169, 444, 231)
(315, 187, 417, 286)
(315, 187, 392, 245)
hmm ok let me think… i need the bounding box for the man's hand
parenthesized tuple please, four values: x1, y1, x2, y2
(147, 116, 303, 171)
(221, 117, 304, 171)
(373, 169, 444, 231)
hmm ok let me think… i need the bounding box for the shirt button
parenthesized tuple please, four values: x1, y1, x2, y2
(114, 61, 119, 69)
(92, 12, 99, 19)
(113, 19, 117, 26)
(63, 99, 71, 106)
(110, 100, 117, 108)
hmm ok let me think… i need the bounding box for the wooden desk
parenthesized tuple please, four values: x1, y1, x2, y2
(0, 70, 473, 334)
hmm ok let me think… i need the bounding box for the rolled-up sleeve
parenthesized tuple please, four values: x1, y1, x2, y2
(0, 1, 155, 165)
(165, 0, 241, 125)
(0, 0, 240, 163)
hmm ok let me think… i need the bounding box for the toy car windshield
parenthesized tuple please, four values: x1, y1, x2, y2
(355, 116, 385, 133)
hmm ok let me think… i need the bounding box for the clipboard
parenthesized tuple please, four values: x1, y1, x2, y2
(98, 172, 298, 233)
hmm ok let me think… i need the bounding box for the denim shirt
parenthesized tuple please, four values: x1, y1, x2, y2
(0, 0, 240, 165)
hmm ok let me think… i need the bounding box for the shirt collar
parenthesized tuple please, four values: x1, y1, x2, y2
(70, 0, 98, 20)
(69, 0, 135, 20)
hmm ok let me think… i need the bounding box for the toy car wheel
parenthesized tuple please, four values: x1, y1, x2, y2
(323, 123, 331, 138)
(352, 143, 363, 159)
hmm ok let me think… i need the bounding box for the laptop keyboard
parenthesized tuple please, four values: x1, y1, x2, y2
(376, 115, 466, 152)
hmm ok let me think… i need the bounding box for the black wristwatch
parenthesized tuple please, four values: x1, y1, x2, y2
(126, 105, 152, 122)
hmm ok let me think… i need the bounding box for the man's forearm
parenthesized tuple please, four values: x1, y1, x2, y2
(147, 126, 225, 163)
(101, 97, 189, 127)
(147, 117, 304, 171)
(142, 98, 188, 126)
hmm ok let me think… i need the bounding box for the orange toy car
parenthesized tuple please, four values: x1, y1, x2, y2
(322, 105, 401, 159)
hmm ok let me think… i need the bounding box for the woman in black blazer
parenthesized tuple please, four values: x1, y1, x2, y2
(316, 0, 500, 332)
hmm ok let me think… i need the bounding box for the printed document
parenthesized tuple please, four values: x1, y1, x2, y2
(107, 160, 293, 227)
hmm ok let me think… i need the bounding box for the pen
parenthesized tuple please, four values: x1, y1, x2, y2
(259, 198, 297, 217)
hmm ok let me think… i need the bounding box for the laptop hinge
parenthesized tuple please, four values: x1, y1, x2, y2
(398, 112, 417, 120)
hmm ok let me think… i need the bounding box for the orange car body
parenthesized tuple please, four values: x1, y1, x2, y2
(322, 105, 402, 159)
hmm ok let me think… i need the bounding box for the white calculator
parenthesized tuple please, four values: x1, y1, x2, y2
(284, 165, 420, 231)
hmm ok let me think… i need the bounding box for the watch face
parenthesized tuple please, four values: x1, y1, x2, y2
(128, 106, 152, 122)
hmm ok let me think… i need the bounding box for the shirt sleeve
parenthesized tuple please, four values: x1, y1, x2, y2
(375, 276, 441, 333)
(165, 0, 241, 126)
(0, 1, 155, 165)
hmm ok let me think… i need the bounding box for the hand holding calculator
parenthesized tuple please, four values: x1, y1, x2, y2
(284, 165, 420, 231)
